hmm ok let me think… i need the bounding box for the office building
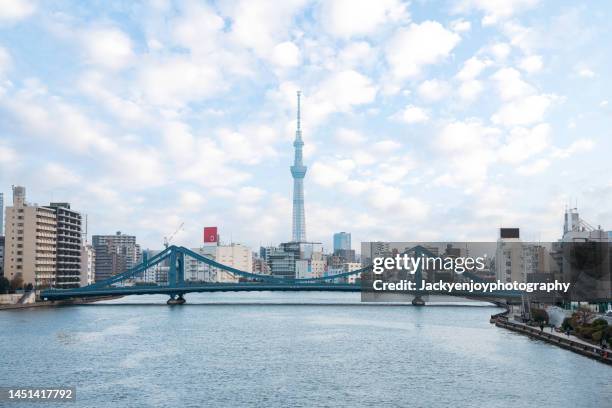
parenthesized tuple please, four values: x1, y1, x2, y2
(333, 232, 351, 252)
(92, 232, 141, 281)
(267, 247, 296, 279)
(3, 186, 57, 288)
(47, 202, 82, 289)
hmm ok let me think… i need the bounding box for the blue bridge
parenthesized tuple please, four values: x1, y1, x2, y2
(41, 245, 523, 305)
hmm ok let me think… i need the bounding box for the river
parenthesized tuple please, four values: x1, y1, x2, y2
(1, 292, 610, 407)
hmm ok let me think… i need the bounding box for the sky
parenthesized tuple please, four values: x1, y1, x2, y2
(1, 0, 611, 252)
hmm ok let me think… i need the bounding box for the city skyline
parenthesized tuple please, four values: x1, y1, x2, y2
(1, 1, 612, 251)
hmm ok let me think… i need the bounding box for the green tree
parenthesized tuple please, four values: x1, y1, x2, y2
(0, 276, 9, 294)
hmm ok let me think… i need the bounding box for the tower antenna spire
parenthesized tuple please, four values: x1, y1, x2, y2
(297, 90, 301, 132)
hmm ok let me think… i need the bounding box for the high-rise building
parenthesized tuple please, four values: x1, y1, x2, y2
(0, 236, 5, 277)
(0, 192, 4, 234)
(333, 232, 351, 252)
(3, 186, 57, 288)
(80, 243, 95, 286)
(92, 232, 141, 281)
(47, 203, 82, 289)
(291, 91, 307, 242)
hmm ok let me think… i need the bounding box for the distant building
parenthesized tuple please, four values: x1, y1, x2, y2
(333, 232, 351, 252)
(267, 247, 296, 279)
(361, 242, 391, 266)
(0, 236, 4, 278)
(3, 186, 57, 288)
(0, 192, 4, 233)
(343, 262, 362, 284)
(185, 244, 252, 283)
(252, 257, 270, 275)
(92, 232, 141, 282)
(80, 243, 95, 286)
(47, 203, 82, 289)
(495, 228, 524, 283)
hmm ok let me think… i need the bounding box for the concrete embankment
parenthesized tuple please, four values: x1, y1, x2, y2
(0, 295, 123, 310)
(493, 318, 612, 366)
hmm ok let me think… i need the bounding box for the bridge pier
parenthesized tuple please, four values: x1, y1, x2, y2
(167, 293, 186, 305)
(411, 295, 425, 306)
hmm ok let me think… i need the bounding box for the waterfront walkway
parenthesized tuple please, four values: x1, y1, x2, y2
(494, 317, 611, 365)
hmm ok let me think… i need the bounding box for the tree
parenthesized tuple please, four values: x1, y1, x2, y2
(531, 308, 549, 324)
(572, 306, 595, 326)
(9, 274, 24, 292)
(0, 277, 9, 294)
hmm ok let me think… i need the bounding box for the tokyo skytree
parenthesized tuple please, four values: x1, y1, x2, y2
(291, 91, 307, 242)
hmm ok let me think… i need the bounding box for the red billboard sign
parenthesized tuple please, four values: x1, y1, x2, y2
(203, 227, 218, 243)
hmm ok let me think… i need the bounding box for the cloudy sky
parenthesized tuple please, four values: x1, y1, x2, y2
(0, 0, 611, 251)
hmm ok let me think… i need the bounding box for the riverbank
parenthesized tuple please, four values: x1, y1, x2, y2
(0, 296, 123, 311)
(493, 316, 611, 365)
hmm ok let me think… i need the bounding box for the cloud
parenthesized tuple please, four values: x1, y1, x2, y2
(450, 19, 471, 33)
(307, 70, 377, 125)
(334, 128, 367, 145)
(576, 67, 595, 78)
(310, 160, 355, 187)
(179, 191, 206, 210)
(81, 26, 134, 70)
(517, 158, 550, 175)
(321, 0, 408, 38)
(498, 123, 551, 164)
(0, 141, 18, 165)
(271, 41, 301, 67)
(417, 79, 450, 102)
(457, 80, 484, 102)
(386, 21, 460, 80)
(0, 46, 11, 76)
(434, 119, 501, 189)
(138, 56, 224, 107)
(455, 0, 540, 26)
(456, 56, 492, 81)
(0, 0, 35, 22)
(551, 139, 594, 159)
(491, 94, 557, 126)
(41, 163, 82, 188)
(519, 55, 543, 73)
(490, 67, 535, 100)
(395, 104, 429, 124)
(228, 0, 306, 56)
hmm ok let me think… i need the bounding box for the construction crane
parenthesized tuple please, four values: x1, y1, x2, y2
(164, 222, 184, 248)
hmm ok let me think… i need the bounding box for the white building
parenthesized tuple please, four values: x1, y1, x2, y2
(80, 243, 95, 286)
(343, 262, 362, 284)
(186, 244, 252, 283)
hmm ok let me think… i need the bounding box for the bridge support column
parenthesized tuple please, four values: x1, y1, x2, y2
(167, 293, 186, 305)
(412, 295, 425, 306)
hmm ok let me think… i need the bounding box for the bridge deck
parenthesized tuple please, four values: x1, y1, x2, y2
(41, 283, 521, 301)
